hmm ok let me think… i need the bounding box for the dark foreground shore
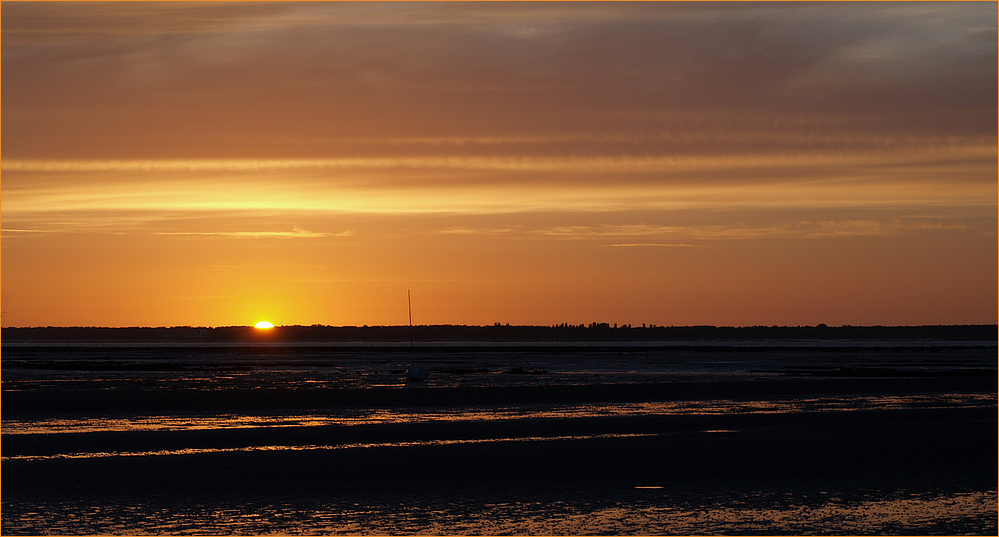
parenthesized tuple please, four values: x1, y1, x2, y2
(4, 398, 997, 534)
(2, 343, 995, 534)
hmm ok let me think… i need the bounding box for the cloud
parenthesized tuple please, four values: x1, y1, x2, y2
(0, 2, 293, 45)
(600, 243, 706, 248)
(4, 138, 993, 176)
(528, 220, 976, 242)
(154, 227, 352, 239)
(0, 207, 355, 239)
(3, 2, 993, 160)
(1, 225, 350, 239)
(406, 218, 985, 244)
(2, 153, 993, 220)
(432, 227, 516, 236)
(155, 227, 354, 239)
(0, 228, 67, 238)
(1, 5, 993, 229)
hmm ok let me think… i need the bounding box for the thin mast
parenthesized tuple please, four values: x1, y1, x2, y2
(408, 289, 414, 352)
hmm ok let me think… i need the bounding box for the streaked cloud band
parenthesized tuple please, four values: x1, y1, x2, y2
(4, 144, 994, 174)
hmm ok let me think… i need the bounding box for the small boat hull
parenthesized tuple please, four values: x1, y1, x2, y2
(406, 367, 429, 381)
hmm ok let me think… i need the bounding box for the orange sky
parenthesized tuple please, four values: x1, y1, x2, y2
(2, 2, 996, 328)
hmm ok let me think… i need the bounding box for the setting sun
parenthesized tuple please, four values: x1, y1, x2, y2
(254, 321, 274, 330)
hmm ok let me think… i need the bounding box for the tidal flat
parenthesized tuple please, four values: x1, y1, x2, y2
(2, 338, 996, 534)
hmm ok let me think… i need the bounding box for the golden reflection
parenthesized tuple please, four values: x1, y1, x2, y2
(0, 433, 657, 462)
(3, 488, 992, 534)
(3, 393, 990, 436)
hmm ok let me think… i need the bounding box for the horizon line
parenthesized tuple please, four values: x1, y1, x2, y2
(3, 323, 996, 330)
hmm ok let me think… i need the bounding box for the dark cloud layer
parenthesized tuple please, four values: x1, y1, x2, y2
(3, 2, 995, 159)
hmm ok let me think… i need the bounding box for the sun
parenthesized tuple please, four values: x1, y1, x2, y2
(254, 321, 275, 329)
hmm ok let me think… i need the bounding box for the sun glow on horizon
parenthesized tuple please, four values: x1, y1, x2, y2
(254, 321, 275, 329)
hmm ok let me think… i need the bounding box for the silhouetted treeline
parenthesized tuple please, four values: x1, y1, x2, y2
(2, 324, 995, 343)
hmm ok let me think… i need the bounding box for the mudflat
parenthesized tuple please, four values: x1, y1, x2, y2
(2, 342, 995, 534)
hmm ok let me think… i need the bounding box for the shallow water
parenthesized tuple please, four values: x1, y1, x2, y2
(3, 342, 994, 393)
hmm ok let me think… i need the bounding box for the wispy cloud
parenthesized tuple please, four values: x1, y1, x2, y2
(529, 220, 975, 241)
(154, 227, 352, 239)
(3, 167, 993, 220)
(600, 243, 706, 248)
(410, 218, 982, 244)
(3, 140, 994, 220)
(0, 228, 70, 238)
(432, 227, 516, 236)
(4, 143, 993, 174)
(1, 217, 352, 239)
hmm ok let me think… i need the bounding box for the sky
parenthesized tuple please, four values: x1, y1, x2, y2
(2, 1, 996, 328)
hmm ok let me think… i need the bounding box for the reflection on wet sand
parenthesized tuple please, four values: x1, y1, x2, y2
(2, 432, 657, 462)
(3, 392, 992, 436)
(3, 490, 994, 534)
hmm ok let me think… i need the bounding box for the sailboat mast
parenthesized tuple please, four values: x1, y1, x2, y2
(403, 288, 428, 381)
(408, 289, 414, 351)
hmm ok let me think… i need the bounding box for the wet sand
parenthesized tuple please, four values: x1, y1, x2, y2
(4, 375, 993, 415)
(4, 405, 997, 533)
(5, 404, 995, 501)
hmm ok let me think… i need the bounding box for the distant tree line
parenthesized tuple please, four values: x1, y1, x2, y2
(2, 324, 995, 343)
